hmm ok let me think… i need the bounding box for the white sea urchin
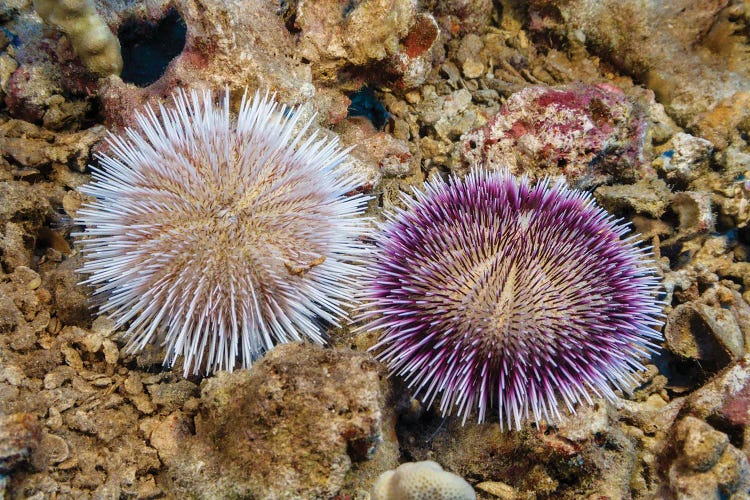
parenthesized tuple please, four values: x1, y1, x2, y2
(76, 89, 370, 375)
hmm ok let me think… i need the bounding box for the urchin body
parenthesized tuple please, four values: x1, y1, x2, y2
(76, 89, 369, 375)
(363, 170, 663, 430)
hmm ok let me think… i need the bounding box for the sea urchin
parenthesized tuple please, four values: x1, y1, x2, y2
(362, 170, 663, 430)
(76, 89, 369, 375)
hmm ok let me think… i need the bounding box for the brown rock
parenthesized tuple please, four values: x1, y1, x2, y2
(0, 413, 42, 473)
(674, 416, 729, 472)
(665, 302, 744, 368)
(153, 343, 395, 498)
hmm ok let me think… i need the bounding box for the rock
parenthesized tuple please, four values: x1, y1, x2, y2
(667, 416, 750, 499)
(337, 117, 413, 179)
(685, 355, 750, 445)
(655, 132, 714, 186)
(147, 379, 199, 412)
(152, 343, 395, 498)
(458, 83, 647, 189)
(475, 480, 520, 499)
(0, 413, 42, 473)
(398, 400, 635, 498)
(98, 0, 316, 126)
(389, 13, 441, 89)
(0, 292, 22, 333)
(2, 87, 99, 150)
(595, 178, 671, 218)
(665, 302, 744, 368)
(294, 0, 433, 88)
(44, 257, 91, 327)
(38, 433, 69, 465)
(0, 181, 49, 225)
(527, 0, 750, 134)
(674, 416, 728, 473)
(693, 91, 750, 151)
(670, 191, 715, 239)
(424, 0, 494, 36)
(418, 88, 482, 148)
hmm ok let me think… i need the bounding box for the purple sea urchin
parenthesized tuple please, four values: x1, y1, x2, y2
(76, 89, 369, 375)
(362, 170, 663, 430)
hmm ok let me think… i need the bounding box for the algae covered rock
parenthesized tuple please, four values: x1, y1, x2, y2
(667, 416, 750, 499)
(458, 83, 647, 189)
(151, 343, 395, 498)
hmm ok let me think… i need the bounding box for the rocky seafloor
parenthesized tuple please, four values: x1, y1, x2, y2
(1, 0, 750, 498)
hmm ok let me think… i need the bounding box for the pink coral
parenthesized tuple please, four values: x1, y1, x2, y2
(460, 84, 648, 189)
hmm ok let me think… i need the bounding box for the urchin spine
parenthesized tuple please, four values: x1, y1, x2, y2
(362, 170, 663, 430)
(76, 89, 369, 375)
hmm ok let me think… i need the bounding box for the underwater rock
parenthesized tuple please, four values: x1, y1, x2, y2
(151, 343, 396, 498)
(684, 355, 750, 454)
(294, 0, 416, 80)
(665, 282, 750, 385)
(389, 13, 441, 89)
(670, 191, 715, 240)
(0, 413, 42, 473)
(692, 91, 750, 151)
(397, 401, 636, 498)
(594, 177, 671, 218)
(0, 178, 52, 271)
(675, 416, 729, 473)
(422, 87, 478, 143)
(98, 0, 315, 127)
(667, 415, 750, 499)
(422, 0, 494, 36)
(458, 83, 647, 189)
(655, 132, 714, 187)
(665, 302, 744, 365)
(337, 117, 413, 179)
(527, 0, 750, 137)
(293, 0, 439, 89)
(0, 119, 105, 172)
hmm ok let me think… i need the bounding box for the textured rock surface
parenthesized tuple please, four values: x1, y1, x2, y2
(97, 0, 316, 127)
(527, 0, 750, 135)
(0, 413, 42, 473)
(150, 343, 397, 498)
(667, 416, 750, 499)
(458, 83, 648, 189)
(396, 401, 638, 499)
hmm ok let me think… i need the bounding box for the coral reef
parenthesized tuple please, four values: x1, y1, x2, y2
(2, 0, 750, 497)
(667, 415, 750, 499)
(93, 0, 318, 127)
(33, 0, 122, 77)
(371, 460, 475, 500)
(527, 0, 750, 152)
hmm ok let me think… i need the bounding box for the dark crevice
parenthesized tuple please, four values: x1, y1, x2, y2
(118, 8, 187, 87)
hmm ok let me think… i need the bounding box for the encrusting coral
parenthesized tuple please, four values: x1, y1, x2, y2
(33, 0, 122, 77)
(75, 88, 370, 375)
(371, 461, 475, 500)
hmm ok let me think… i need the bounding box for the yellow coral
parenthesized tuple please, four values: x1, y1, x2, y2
(34, 0, 122, 77)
